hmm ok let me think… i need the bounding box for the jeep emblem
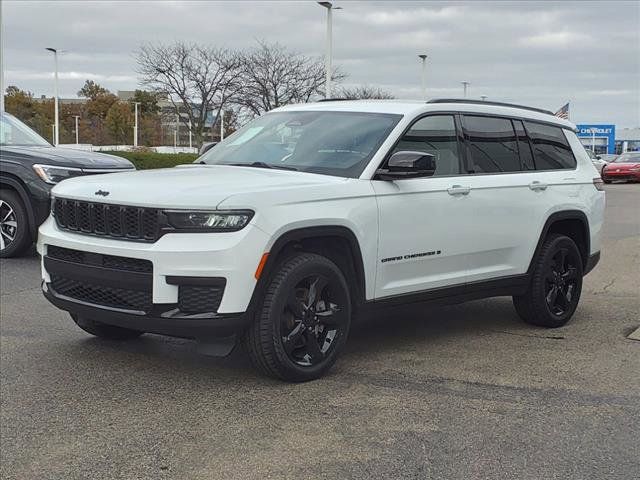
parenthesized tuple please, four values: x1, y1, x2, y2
(95, 190, 110, 197)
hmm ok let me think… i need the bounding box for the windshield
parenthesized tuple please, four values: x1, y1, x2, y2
(199, 111, 402, 178)
(0, 113, 51, 147)
(614, 153, 640, 163)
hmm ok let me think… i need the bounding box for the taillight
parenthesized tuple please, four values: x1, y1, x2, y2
(593, 177, 605, 191)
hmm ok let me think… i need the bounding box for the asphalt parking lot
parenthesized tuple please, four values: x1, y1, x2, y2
(1, 184, 638, 480)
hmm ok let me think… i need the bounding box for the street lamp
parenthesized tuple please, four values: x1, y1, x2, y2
(45, 48, 60, 145)
(418, 54, 428, 100)
(133, 102, 140, 147)
(461, 81, 470, 98)
(72, 115, 80, 144)
(318, 2, 342, 99)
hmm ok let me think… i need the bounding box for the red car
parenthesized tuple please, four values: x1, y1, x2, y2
(602, 152, 640, 183)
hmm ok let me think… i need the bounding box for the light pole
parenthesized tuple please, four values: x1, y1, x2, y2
(219, 109, 224, 141)
(133, 102, 140, 147)
(73, 115, 80, 144)
(1, 1, 5, 112)
(591, 128, 597, 153)
(45, 48, 60, 145)
(318, 2, 341, 99)
(461, 81, 470, 98)
(174, 113, 179, 150)
(418, 54, 428, 100)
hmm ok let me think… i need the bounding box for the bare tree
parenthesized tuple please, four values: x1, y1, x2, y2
(236, 41, 346, 117)
(337, 85, 395, 100)
(135, 42, 243, 144)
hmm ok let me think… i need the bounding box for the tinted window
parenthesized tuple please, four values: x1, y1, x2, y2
(392, 115, 460, 176)
(463, 116, 520, 173)
(524, 122, 576, 170)
(513, 120, 535, 170)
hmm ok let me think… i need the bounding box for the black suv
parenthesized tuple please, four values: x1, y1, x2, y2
(0, 112, 135, 257)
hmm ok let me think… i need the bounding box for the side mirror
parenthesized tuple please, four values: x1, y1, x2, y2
(376, 151, 436, 180)
(595, 155, 601, 160)
(199, 142, 217, 156)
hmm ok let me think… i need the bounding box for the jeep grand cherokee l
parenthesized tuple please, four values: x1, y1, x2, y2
(37, 99, 605, 382)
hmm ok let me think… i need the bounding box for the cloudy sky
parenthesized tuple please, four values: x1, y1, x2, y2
(3, 0, 639, 127)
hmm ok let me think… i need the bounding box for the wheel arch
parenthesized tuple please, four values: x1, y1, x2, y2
(528, 210, 590, 273)
(0, 173, 37, 239)
(247, 225, 367, 315)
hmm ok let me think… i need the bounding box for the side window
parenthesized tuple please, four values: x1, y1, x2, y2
(513, 120, 535, 170)
(463, 115, 520, 173)
(392, 115, 461, 176)
(524, 121, 577, 170)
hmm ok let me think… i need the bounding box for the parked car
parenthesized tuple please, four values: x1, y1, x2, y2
(601, 152, 640, 183)
(586, 149, 608, 173)
(0, 112, 135, 257)
(37, 99, 604, 382)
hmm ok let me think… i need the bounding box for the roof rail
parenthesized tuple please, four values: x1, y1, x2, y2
(427, 98, 555, 116)
(316, 98, 352, 102)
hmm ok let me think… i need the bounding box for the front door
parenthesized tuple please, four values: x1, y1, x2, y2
(373, 114, 473, 299)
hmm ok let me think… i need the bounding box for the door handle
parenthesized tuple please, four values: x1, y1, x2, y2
(447, 185, 470, 196)
(529, 181, 548, 191)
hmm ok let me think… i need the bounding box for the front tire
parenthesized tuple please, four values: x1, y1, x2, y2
(513, 234, 583, 328)
(72, 315, 144, 340)
(0, 190, 31, 258)
(244, 253, 352, 382)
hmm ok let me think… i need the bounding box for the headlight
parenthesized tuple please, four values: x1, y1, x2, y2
(164, 210, 254, 232)
(33, 164, 83, 184)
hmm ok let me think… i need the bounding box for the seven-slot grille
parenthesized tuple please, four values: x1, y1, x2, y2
(53, 198, 160, 242)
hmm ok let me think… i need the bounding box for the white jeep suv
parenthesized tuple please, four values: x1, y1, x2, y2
(37, 99, 605, 382)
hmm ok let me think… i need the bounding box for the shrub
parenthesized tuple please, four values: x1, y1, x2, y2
(103, 151, 199, 170)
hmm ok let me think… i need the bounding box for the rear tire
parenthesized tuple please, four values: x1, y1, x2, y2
(513, 234, 583, 328)
(244, 252, 352, 382)
(72, 315, 144, 340)
(0, 189, 31, 258)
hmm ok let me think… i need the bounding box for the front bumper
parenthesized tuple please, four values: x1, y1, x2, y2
(43, 282, 251, 338)
(602, 170, 640, 181)
(38, 216, 270, 313)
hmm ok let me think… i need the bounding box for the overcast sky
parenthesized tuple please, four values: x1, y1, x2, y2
(3, 0, 639, 127)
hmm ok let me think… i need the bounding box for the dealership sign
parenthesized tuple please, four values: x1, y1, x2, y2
(575, 124, 616, 154)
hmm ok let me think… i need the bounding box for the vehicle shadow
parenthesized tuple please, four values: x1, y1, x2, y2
(59, 296, 527, 384)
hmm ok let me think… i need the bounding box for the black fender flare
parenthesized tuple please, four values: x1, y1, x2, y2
(527, 210, 590, 274)
(245, 225, 367, 317)
(0, 174, 37, 239)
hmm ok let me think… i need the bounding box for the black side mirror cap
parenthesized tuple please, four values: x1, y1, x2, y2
(375, 151, 437, 180)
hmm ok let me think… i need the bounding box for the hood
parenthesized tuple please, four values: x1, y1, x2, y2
(51, 165, 347, 209)
(1, 145, 134, 169)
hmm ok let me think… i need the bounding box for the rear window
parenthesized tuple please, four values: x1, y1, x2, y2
(463, 116, 520, 173)
(524, 122, 576, 170)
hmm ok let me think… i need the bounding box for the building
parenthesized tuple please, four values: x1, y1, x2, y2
(576, 124, 640, 154)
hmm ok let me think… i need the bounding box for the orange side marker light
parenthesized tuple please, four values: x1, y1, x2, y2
(255, 253, 269, 280)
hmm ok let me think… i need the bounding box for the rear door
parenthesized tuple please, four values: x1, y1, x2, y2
(458, 115, 552, 282)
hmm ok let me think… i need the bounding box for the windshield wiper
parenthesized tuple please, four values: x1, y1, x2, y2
(225, 161, 298, 171)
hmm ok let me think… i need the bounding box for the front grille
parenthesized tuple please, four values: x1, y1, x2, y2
(47, 245, 152, 273)
(51, 275, 152, 312)
(53, 198, 160, 242)
(178, 285, 224, 314)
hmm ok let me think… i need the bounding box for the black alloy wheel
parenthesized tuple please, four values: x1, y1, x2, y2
(244, 252, 352, 382)
(281, 274, 345, 367)
(513, 233, 583, 328)
(544, 247, 579, 317)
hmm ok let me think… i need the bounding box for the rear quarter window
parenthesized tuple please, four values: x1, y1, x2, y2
(524, 121, 576, 170)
